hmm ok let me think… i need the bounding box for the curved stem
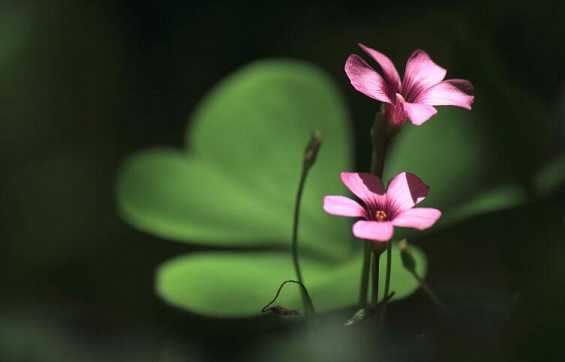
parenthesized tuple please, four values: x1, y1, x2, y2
(262, 280, 316, 317)
(291, 132, 321, 318)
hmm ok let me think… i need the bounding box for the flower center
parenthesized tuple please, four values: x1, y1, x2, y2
(374, 210, 388, 221)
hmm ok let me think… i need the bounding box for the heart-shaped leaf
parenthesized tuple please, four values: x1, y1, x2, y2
(117, 60, 521, 317)
(117, 61, 354, 260)
(156, 243, 426, 317)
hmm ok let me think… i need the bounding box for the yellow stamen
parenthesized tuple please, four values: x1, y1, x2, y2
(375, 210, 387, 221)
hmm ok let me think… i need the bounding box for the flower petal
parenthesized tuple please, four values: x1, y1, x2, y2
(416, 79, 474, 110)
(392, 208, 442, 230)
(402, 49, 446, 100)
(397, 93, 437, 126)
(323, 196, 366, 218)
(345, 54, 392, 103)
(358, 43, 401, 93)
(386, 172, 429, 213)
(353, 220, 394, 242)
(340, 172, 385, 204)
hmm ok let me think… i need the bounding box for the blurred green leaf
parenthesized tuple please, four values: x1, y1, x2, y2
(0, 311, 197, 362)
(445, 184, 527, 224)
(156, 243, 426, 317)
(534, 153, 565, 196)
(120, 60, 518, 317)
(117, 60, 353, 259)
(386, 108, 485, 211)
(248, 317, 379, 362)
(384, 108, 529, 241)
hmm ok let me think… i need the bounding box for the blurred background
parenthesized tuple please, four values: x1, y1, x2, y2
(1, 0, 564, 361)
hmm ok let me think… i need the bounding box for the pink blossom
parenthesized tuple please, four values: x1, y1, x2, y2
(323, 172, 441, 243)
(345, 44, 474, 126)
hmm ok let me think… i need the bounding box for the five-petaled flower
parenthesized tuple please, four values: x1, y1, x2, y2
(323, 172, 441, 243)
(345, 43, 474, 126)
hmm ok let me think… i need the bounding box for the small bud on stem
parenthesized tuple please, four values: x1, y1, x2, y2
(399, 239, 447, 312)
(399, 239, 416, 272)
(303, 130, 322, 170)
(287, 131, 322, 322)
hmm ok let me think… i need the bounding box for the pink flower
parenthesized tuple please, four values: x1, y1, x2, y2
(345, 43, 474, 126)
(323, 172, 441, 243)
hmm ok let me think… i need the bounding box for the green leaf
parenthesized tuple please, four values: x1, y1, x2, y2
(386, 108, 485, 211)
(445, 184, 527, 224)
(534, 153, 565, 197)
(118, 60, 433, 316)
(386, 110, 529, 232)
(156, 243, 426, 317)
(116, 61, 353, 259)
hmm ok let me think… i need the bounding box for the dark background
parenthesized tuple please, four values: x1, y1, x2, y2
(1, 0, 564, 361)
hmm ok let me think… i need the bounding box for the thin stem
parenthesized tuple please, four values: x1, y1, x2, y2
(358, 242, 372, 308)
(379, 242, 393, 325)
(359, 109, 395, 311)
(371, 248, 384, 305)
(399, 239, 448, 313)
(291, 132, 321, 318)
(370, 114, 390, 178)
(292, 165, 307, 288)
(410, 271, 448, 313)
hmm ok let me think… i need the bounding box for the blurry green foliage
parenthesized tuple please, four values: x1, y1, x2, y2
(384, 108, 528, 229)
(247, 316, 380, 362)
(117, 60, 525, 317)
(386, 108, 484, 212)
(157, 244, 426, 317)
(0, 310, 197, 362)
(534, 153, 565, 197)
(446, 184, 527, 224)
(246, 314, 434, 362)
(117, 61, 353, 260)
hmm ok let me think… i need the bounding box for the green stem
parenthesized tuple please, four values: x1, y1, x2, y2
(291, 132, 321, 318)
(411, 271, 448, 313)
(371, 251, 379, 306)
(371, 248, 384, 306)
(379, 242, 393, 325)
(359, 109, 394, 310)
(358, 242, 372, 308)
(262, 280, 316, 317)
(399, 239, 447, 313)
(292, 165, 307, 290)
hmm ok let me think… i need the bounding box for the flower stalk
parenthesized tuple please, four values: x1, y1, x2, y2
(336, 42, 471, 327)
(371, 246, 385, 306)
(359, 108, 394, 310)
(291, 131, 322, 318)
(378, 241, 393, 325)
